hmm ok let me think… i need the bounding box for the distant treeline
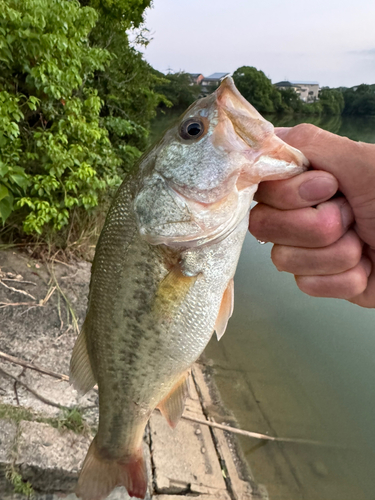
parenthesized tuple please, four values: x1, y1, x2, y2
(155, 67, 375, 117)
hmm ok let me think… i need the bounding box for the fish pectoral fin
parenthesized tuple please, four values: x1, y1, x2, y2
(70, 324, 96, 396)
(215, 279, 234, 341)
(153, 263, 198, 317)
(157, 372, 190, 429)
(76, 437, 147, 500)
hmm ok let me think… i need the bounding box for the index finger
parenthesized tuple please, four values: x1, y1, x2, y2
(255, 170, 339, 210)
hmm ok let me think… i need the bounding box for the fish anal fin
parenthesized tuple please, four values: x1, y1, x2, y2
(70, 324, 96, 396)
(157, 373, 190, 429)
(215, 279, 234, 341)
(76, 438, 147, 500)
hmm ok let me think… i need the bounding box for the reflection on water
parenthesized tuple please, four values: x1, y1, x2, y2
(204, 117, 375, 500)
(269, 114, 375, 143)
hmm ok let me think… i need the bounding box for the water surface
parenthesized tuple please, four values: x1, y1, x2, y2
(204, 115, 375, 500)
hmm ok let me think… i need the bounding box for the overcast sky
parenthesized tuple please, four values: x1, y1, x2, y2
(142, 0, 375, 88)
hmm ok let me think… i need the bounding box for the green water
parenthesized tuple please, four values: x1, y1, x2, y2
(150, 112, 375, 499)
(205, 115, 375, 500)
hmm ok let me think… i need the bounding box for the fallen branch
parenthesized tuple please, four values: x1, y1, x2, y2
(0, 281, 36, 300)
(180, 413, 329, 446)
(2, 278, 37, 286)
(0, 366, 62, 409)
(0, 301, 36, 309)
(0, 351, 335, 447)
(0, 351, 69, 382)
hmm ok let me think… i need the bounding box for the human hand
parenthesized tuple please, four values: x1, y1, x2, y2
(249, 123, 375, 308)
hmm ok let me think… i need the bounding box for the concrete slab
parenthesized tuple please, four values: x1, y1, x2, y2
(154, 496, 230, 500)
(150, 411, 227, 497)
(6, 421, 153, 499)
(0, 419, 18, 465)
(192, 365, 268, 500)
(15, 421, 91, 492)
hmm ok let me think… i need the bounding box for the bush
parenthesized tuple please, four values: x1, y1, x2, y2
(0, 0, 122, 234)
(0, 0, 164, 239)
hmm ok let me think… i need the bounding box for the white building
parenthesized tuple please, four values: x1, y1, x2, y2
(275, 80, 320, 102)
(200, 73, 231, 95)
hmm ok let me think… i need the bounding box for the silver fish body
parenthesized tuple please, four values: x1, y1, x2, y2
(70, 77, 309, 500)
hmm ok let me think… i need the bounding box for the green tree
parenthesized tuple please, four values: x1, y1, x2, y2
(319, 88, 345, 115)
(82, 1, 166, 170)
(279, 88, 303, 113)
(232, 66, 282, 113)
(0, 0, 164, 237)
(0, 0, 120, 233)
(154, 72, 201, 111)
(343, 85, 375, 116)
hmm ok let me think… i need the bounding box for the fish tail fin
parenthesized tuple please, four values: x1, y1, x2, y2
(76, 438, 147, 500)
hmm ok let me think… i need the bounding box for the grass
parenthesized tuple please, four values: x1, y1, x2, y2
(0, 402, 91, 435)
(6, 466, 34, 498)
(1, 403, 91, 496)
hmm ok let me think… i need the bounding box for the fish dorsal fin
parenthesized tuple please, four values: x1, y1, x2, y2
(157, 373, 190, 429)
(215, 279, 234, 341)
(70, 324, 96, 396)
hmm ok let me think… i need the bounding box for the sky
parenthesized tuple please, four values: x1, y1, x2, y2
(142, 0, 375, 88)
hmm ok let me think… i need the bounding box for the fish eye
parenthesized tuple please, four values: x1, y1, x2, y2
(179, 118, 205, 140)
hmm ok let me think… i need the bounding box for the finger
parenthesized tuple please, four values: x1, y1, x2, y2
(249, 198, 354, 248)
(255, 170, 338, 210)
(271, 230, 363, 276)
(349, 248, 375, 308)
(295, 256, 371, 299)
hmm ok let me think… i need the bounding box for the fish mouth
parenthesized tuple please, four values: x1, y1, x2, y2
(214, 76, 309, 182)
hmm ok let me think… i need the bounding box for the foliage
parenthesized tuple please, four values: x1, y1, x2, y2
(0, 0, 163, 241)
(154, 71, 201, 110)
(342, 84, 375, 116)
(0, 0, 121, 235)
(58, 406, 88, 434)
(279, 88, 303, 113)
(6, 466, 34, 497)
(82, 4, 167, 170)
(319, 88, 345, 115)
(232, 66, 283, 113)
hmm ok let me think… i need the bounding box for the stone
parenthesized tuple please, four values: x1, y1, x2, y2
(15, 421, 91, 492)
(0, 419, 17, 465)
(150, 386, 228, 498)
(192, 365, 268, 500)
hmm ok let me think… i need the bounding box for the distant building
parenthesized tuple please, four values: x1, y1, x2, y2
(275, 80, 320, 102)
(201, 73, 231, 94)
(188, 73, 204, 85)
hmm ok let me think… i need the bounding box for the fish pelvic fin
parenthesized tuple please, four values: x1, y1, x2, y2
(157, 372, 190, 429)
(215, 279, 234, 341)
(76, 438, 148, 500)
(70, 323, 96, 396)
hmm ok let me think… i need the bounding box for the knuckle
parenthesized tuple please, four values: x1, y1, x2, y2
(343, 239, 363, 269)
(349, 271, 368, 297)
(271, 245, 290, 271)
(312, 210, 342, 247)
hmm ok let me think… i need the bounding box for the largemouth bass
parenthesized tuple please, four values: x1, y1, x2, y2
(70, 77, 309, 500)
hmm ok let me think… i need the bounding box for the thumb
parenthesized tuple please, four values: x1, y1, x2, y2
(275, 124, 375, 249)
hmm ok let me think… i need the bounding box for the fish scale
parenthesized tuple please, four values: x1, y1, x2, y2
(70, 77, 309, 500)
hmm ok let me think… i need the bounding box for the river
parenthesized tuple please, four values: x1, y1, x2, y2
(150, 112, 375, 500)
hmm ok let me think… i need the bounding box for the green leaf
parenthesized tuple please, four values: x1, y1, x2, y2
(10, 174, 28, 189)
(0, 163, 9, 177)
(0, 184, 9, 202)
(0, 197, 13, 222)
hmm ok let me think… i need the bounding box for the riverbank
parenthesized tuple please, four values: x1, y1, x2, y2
(0, 249, 266, 500)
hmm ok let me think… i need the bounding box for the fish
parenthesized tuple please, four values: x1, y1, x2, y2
(70, 76, 309, 500)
